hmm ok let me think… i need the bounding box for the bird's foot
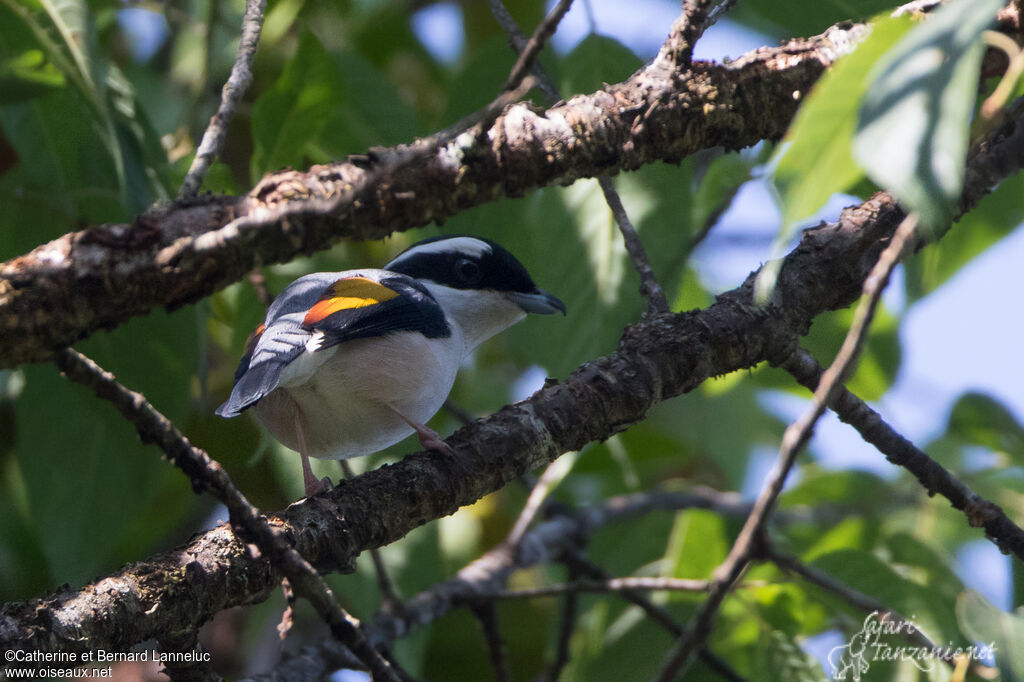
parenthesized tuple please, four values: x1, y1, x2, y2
(385, 402, 456, 456)
(300, 447, 332, 497)
(415, 425, 456, 456)
(303, 471, 333, 498)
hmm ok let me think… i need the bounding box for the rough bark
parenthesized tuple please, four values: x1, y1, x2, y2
(0, 22, 872, 368)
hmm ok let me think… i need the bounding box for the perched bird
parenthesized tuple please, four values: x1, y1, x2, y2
(216, 235, 565, 496)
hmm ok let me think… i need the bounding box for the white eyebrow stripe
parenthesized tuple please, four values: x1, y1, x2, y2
(387, 237, 492, 267)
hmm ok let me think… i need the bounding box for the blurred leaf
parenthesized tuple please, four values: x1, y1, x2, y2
(251, 30, 416, 175)
(665, 509, 727, 587)
(691, 151, 757, 238)
(757, 630, 826, 682)
(443, 35, 516, 122)
(589, 510, 678, 579)
(904, 176, 1024, 300)
(730, 0, 896, 38)
(772, 13, 912, 230)
(10, 309, 199, 592)
(750, 302, 900, 400)
(251, 30, 344, 174)
(956, 590, 1024, 679)
(804, 518, 877, 561)
(884, 532, 964, 624)
(945, 392, 1024, 461)
(564, 601, 682, 682)
(317, 49, 419, 152)
(0, 48, 65, 102)
(780, 467, 889, 509)
(812, 549, 961, 647)
(853, 0, 1003, 232)
(558, 34, 641, 97)
(808, 304, 900, 400)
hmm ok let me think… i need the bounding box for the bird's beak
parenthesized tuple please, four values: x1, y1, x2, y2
(505, 289, 566, 316)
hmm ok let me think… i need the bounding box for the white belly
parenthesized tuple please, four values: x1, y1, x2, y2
(254, 331, 462, 459)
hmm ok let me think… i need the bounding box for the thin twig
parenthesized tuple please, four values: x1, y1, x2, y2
(278, 578, 296, 639)
(179, 0, 266, 199)
(53, 348, 400, 682)
(442, 399, 476, 426)
(764, 545, 997, 675)
(486, 575, 713, 599)
(562, 549, 746, 682)
(656, 214, 920, 680)
(598, 176, 671, 314)
(778, 347, 1024, 560)
(488, 0, 671, 316)
(501, 0, 575, 94)
(247, 270, 274, 308)
(257, 487, 762, 681)
(486, 0, 562, 102)
(506, 452, 580, 547)
(705, 0, 741, 31)
(158, 631, 218, 682)
(472, 602, 510, 682)
(545, 562, 579, 682)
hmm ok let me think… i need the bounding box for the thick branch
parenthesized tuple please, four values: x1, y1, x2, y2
(52, 349, 399, 681)
(4, 71, 1024, 674)
(0, 149, 1007, 664)
(0, 19, 873, 368)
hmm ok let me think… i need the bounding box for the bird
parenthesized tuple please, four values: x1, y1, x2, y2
(215, 235, 566, 497)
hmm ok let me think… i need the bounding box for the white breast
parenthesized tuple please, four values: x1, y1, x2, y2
(254, 329, 464, 460)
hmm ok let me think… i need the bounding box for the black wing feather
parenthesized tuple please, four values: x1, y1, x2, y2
(308, 275, 450, 349)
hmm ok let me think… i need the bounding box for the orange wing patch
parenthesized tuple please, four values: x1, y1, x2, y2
(243, 323, 266, 356)
(303, 277, 399, 326)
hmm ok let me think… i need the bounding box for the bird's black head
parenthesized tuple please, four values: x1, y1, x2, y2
(386, 235, 565, 315)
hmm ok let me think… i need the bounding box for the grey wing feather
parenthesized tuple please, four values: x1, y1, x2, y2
(214, 316, 310, 417)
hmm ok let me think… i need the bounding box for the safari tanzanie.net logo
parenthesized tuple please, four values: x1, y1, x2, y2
(828, 611, 995, 680)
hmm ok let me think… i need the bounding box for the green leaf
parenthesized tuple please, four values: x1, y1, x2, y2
(691, 151, 757, 236)
(730, 0, 897, 38)
(251, 30, 344, 174)
(751, 302, 900, 401)
(756, 630, 826, 682)
(251, 30, 415, 175)
(780, 467, 889, 509)
(665, 509, 728, 586)
(772, 13, 913, 230)
(805, 304, 900, 401)
(853, 0, 1003, 232)
(558, 34, 641, 98)
(317, 49, 419, 153)
(8, 308, 200, 594)
(904, 174, 1024, 300)
(945, 392, 1024, 461)
(812, 549, 962, 647)
(0, 49, 65, 103)
(956, 590, 1024, 679)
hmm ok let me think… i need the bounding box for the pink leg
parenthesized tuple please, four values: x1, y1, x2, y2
(295, 417, 332, 497)
(386, 404, 456, 455)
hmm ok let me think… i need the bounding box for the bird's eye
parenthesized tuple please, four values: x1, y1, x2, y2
(455, 257, 481, 285)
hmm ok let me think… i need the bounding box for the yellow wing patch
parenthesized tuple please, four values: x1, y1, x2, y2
(303, 277, 399, 326)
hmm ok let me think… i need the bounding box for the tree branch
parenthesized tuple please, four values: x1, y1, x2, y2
(778, 347, 1024, 558)
(4, 86, 1024, 673)
(488, 0, 671, 314)
(179, 0, 266, 199)
(49, 349, 400, 682)
(254, 487, 757, 680)
(657, 212, 918, 679)
(0, 16, 878, 368)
